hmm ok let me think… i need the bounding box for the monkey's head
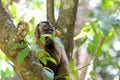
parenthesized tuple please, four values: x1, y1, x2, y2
(34, 21, 55, 39)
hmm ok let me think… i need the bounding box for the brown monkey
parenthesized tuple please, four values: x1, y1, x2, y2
(34, 21, 70, 80)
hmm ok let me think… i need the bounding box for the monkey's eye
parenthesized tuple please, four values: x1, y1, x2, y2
(43, 28, 53, 34)
(43, 29, 49, 31)
(49, 28, 53, 31)
(43, 28, 53, 31)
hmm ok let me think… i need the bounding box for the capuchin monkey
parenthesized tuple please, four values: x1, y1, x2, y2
(34, 21, 70, 80)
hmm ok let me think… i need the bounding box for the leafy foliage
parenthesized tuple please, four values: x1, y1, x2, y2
(38, 50, 57, 65)
(17, 47, 29, 66)
(69, 61, 79, 80)
(12, 43, 29, 66)
(74, 0, 120, 79)
(12, 43, 27, 50)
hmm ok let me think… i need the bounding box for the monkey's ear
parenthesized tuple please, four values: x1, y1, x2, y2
(34, 26, 40, 39)
(54, 30, 61, 37)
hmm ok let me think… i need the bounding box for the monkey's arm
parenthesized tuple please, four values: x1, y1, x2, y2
(54, 42, 70, 79)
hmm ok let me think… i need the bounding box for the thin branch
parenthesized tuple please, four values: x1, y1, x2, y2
(77, 36, 106, 71)
(46, 0, 55, 25)
(93, 37, 106, 61)
(77, 54, 120, 70)
(78, 63, 93, 70)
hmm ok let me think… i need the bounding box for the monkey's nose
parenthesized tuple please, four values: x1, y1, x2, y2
(47, 31, 53, 34)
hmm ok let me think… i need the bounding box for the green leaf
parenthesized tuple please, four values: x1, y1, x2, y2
(74, 32, 87, 40)
(104, 32, 113, 43)
(96, 49, 102, 57)
(53, 38, 64, 48)
(17, 47, 29, 66)
(41, 35, 64, 48)
(34, 1, 43, 8)
(105, 52, 112, 59)
(48, 36, 64, 48)
(38, 50, 54, 65)
(81, 25, 91, 32)
(40, 35, 45, 44)
(90, 71, 96, 80)
(41, 34, 52, 37)
(10, 5, 17, 18)
(40, 50, 50, 57)
(65, 76, 72, 80)
(12, 44, 27, 50)
(40, 58, 47, 65)
(69, 61, 79, 80)
(92, 23, 98, 36)
(90, 71, 95, 76)
(54, 1, 60, 8)
(30, 44, 40, 53)
(38, 52, 44, 58)
(87, 43, 95, 54)
(45, 57, 56, 65)
(2, 0, 7, 4)
(73, 37, 87, 53)
(38, 51, 56, 65)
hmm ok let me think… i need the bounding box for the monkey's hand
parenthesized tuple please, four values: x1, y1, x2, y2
(16, 21, 28, 40)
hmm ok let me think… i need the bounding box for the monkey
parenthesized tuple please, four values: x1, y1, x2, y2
(34, 21, 70, 80)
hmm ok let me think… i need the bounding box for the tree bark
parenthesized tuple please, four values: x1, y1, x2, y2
(46, 0, 55, 25)
(46, 0, 78, 60)
(0, 1, 46, 80)
(56, 0, 78, 60)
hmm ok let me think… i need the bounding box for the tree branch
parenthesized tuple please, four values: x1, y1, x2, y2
(46, 0, 55, 25)
(56, 0, 78, 60)
(0, 1, 46, 80)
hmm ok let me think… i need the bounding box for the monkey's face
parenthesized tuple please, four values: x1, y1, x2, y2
(34, 21, 55, 39)
(40, 22, 55, 35)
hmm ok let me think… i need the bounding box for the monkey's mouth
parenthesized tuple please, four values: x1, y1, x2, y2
(46, 31, 53, 34)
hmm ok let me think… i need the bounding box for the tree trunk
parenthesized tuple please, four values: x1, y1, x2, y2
(46, 0, 55, 25)
(56, 0, 78, 60)
(0, 1, 46, 80)
(47, 0, 78, 60)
